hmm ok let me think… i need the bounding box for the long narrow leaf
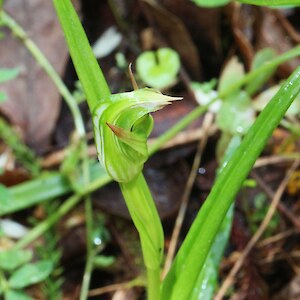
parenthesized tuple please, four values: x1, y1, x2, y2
(162, 68, 300, 299)
(190, 206, 233, 300)
(190, 136, 241, 300)
(53, 0, 110, 111)
(237, 0, 300, 5)
(0, 163, 109, 216)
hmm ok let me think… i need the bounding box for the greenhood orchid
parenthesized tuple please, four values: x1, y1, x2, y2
(92, 88, 181, 183)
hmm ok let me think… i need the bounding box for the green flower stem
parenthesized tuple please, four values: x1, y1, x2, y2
(120, 173, 164, 300)
(147, 268, 161, 300)
(0, 10, 85, 137)
(80, 249, 94, 300)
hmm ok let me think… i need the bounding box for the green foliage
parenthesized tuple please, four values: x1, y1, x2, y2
(191, 0, 300, 6)
(0, 68, 18, 83)
(5, 290, 34, 300)
(247, 193, 280, 236)
(0, 68, 18, 103)
(93, 255, 115, 268)
(53, 1, 169, 299)
(161, 67, 300, 299)
(0, 249, 53, 299)
(190, 136, 240, 299)
(34, 202, 63, 300)
(8, 260, 53, 289)
(0, 162, 109, 216)
(136, 48, 180, 89)
(60, 136, 85, 193)
(237, 0, 300, 6)
(218, 56, 245, 95)
(245, 48, 276, 96)
(217, 91, 255, 135)
(191, 80, 222, 113)
(192, 0, 231, 7)
(253, 84, 300, 116)
(1, 1, 299, 300)
(0, 117, 40, 176)
(0, 184, 9, 202)
(0, 250, 32, 271)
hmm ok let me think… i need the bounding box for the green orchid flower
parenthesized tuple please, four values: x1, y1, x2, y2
(93, 88, 181, 183)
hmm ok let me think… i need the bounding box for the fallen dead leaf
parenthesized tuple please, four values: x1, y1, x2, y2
(0, 0, 68, 152)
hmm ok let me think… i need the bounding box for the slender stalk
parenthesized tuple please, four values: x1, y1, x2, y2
(80, 143, 94, 300)
(0, 10, 85, 137)
(120, 173, 164, 300)
(80, 250, 95, 300)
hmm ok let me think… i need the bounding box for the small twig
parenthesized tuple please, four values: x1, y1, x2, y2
(254, 153, 300, 168)
(258, 228, 300, 248)
(162, 112, 214, 278)
(88, 277, 145, 297)
(214, 159, 300, 300)
(251, 171, 300, 228)
(0, 10, 85, 137)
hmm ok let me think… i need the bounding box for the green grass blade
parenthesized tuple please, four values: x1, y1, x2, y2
(53, 0, 110, 111)
(0, 163, 109, 216)
(190, 136, 240, 300)
(190, 206, 233, 300)
(161, 67, 300, 300)
(237, 0, 300, 5)
(191, 0, 230, 7)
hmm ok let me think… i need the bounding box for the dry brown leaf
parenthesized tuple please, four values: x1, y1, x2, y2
(0, 0, 68, 152)
(256, 8, 300, 77)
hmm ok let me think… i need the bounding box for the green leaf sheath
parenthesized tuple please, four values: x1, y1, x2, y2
(53, 0, 110, 111)
(162, 68, 300, 300)
(237, 0, 300, 5)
